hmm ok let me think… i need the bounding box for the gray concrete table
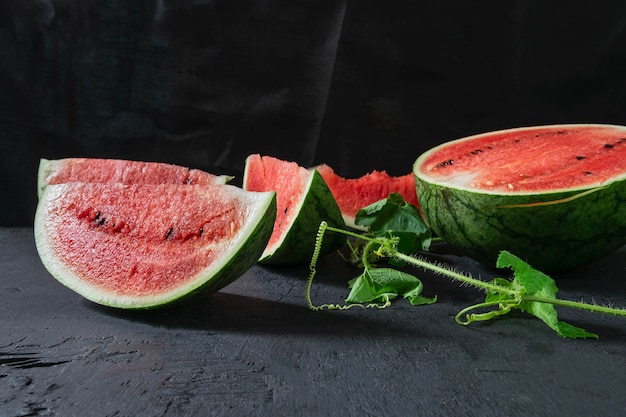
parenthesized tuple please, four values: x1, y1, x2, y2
(2, 228, 625, 417)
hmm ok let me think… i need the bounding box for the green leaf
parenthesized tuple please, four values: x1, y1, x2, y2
(355, 193, 431, 257)
(346, 267, 436, 306)
(496, 250, 557, 295)
(496, 251, 598, 339)
(555, 321, 600, 339)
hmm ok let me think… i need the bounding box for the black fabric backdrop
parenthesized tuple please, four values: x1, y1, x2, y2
(3, 1, 626, 226)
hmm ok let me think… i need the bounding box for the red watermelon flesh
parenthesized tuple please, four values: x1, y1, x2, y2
(243, 155, 311, 249)
(45, 184, 250, 294)
(315, 164, 419, 228)
(38, 158, 230, 197)
(419, 125, 626, 193)
(35, 181, 276, 307)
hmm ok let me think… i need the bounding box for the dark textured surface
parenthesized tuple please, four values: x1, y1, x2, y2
(2, 228, 625, 417)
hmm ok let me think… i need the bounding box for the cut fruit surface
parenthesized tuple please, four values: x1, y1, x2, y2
(243, 154, 346, 265)
(38, 158, 231, 198)
(35, 181, 276, 309)
(315, 164, 419, 229)
(418, 125, 626, 193)
(414, 124, 626, 272)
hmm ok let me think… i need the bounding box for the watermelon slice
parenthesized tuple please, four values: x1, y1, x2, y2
(37, 157, 232, 198)
(243, 154, 346, 265)
(413, 124, 626, 272)
(315, 164, 419, 229)
(35, 162, 276, 309)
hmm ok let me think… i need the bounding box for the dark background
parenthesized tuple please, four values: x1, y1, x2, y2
(3, 0, 626, 226)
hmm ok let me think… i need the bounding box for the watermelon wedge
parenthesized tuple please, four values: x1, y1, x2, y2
(315, 164, 419, 229)
(38, 157, 232, 198)
(414, 124, 626, 272)
(243, 154, 346, 265)
(35, 165, 276, 309)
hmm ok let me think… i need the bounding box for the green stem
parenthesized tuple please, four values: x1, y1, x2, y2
(360, 240, 378, 271)
(391, 245, 626, 317)
(328, 223, 518, 297)
(455, 299, 516, 325)
(305, 221, 328, 311)
(388, 250, 518, 297)
(523, 295, 626, 316)
(325, 224, 375, 241)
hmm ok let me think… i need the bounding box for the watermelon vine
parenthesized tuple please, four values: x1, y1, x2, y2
(305, 194, 626, 340)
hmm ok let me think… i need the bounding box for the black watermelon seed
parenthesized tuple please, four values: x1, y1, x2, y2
(436, 159, 454, 168)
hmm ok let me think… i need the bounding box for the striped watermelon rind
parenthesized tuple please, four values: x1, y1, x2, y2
(413, 124, 626, 272)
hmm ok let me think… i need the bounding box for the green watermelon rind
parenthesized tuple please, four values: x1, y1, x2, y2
(37, 158, 53, 198)
(34, 183, 277, 309)
(256, 169, 347, 266)
(414, 165, 626, 272)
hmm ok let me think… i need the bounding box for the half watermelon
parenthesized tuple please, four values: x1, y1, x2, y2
(414, 124, 626, 272)
(35, 159, 276, 309)
(315, 164, 419, 229)
(243, 154, 346, 265)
